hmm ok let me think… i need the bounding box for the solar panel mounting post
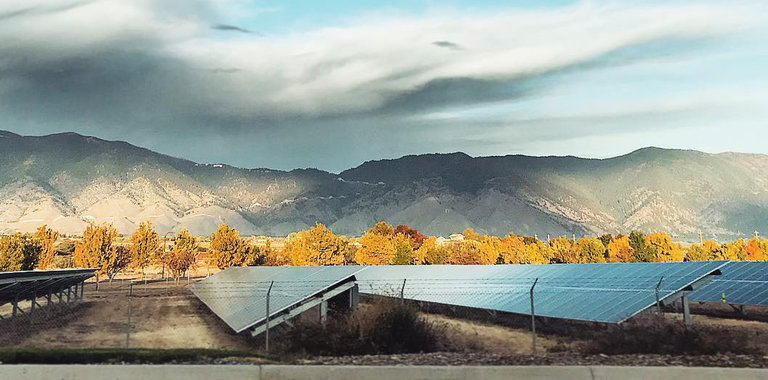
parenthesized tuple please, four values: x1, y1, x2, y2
(265, 280, 274, 354)
(530, 278, 538, 355)
(655, 276, 664, 314)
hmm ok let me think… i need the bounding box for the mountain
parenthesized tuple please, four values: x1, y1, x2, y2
(2, 130, 768, 240)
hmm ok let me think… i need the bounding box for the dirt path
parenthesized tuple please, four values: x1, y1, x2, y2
(423, 313, 562, 354)
(7, 282, 253, 351)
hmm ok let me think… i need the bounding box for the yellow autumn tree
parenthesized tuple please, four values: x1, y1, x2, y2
(549, 236, 578, 263)
(392, 233, 418, 265)
(415, 237, 450, 264)
(210, 223, 249, 269)
(355, 231, 396, 265)
(283, 223, 347, 266)
(74, 223, 124, 279)
(33, 225, 59, 269)
(164, 228, 199, 279)
(606, 235, 635, 263)
(498, 234, 527, 264)
(129, 221, 160, 280)
(644, 232, 684, 262)
(575, 237, 606, 263)
(449, 239, 497, 265)
(462, 228, 481, 241)
(0, 233, 42, 272)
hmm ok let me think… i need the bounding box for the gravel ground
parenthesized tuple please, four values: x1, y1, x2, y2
(304, 352, 768, 368)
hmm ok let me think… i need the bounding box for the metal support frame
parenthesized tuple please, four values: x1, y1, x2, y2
(530, 278, 539, 355)
(655, 276, 664, 314)
(250, 281, 357, 337)
(681, 291, 692, 326)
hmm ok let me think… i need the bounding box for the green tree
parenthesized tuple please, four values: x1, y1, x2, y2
(0, 233, 42, 272)
(629, 231, 654, 262)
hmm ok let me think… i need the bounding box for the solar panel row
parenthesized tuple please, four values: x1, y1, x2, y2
(191, 266, 361, 332)
(0, 268, 96, 307)
(194, 261, 727, 332)
(689, 261, 768, 307)
(355, 262, 727, 323)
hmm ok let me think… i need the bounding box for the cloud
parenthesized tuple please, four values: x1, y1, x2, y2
(432, 40, 463, 50)
(211, 23, 258, 34)
(0, 0, 764, 170)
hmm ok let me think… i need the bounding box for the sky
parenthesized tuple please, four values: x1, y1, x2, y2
(1, 0, 767, 172)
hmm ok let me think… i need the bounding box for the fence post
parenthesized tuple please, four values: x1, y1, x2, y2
(400, 279, 407, 303)
(655, 276, 664, 314)
(126, 285, 132, 348)
(265, 281, 274, 354)
(530, 278, 539, 355)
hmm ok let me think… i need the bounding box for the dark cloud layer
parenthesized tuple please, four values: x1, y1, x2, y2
(0, 1, 759, 171)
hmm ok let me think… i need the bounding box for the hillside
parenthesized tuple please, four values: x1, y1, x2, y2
(1, 130, 767, 240)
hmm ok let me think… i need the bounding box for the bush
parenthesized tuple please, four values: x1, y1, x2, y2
(586, 315, 757, 355)
(279, 300, 444, 356)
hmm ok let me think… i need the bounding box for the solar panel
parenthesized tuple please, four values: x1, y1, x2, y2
(0, 268, 96, 307)
(191, 266, 362, 333)
(354, 262, 727, 323)
(689, 261, 768, 307)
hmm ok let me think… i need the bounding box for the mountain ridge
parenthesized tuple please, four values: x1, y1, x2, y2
(1, 130, 767, 240)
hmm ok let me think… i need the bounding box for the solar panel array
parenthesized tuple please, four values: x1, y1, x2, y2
(191, 266, 361, 333)
(0, 268, 96, 306)
(689, 261, 768, 307)
(355, 262, 727, 323)
(194, 262, 727, 331)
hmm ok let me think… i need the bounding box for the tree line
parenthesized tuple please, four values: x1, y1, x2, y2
(1, 222, 766, 274)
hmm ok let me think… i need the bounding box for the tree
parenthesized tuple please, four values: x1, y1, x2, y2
(368, 222, 395, 237)
(575, 237, 606, 263)
(210, 223, 249, 269)
(499, 234, 548, 264)
(392, 233, 417, 265)
(549, 236, 578, 263)
(263, 240, 290, 266)
(449, 239, 497, 265)
(722, 239, 748, 261)
(73, 223, 119, 276)
(462, 228, 480, 241)
(33, 225, 59, 270)
(686, 243, 710, 261)
(644, 232, 684, 262)
(745, 238, 766, 261)
(0, 233, 42, 272)
(105, 246, 131, 282)
(355, 231, 396, 265)
(629, 231, 654, 262)
(283, 223, 347, 266)
(498, 234, 527, 264)
(165, 229, 199, 280)
(394, 225, 425, 249)
(606, 235, 635, 263)
(415, 237, 450, 265)
(129, 221, 160, 280)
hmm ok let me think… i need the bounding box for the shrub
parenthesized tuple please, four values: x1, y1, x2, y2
(586, 315, 757, 355)
(279, 300, 443, 356)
